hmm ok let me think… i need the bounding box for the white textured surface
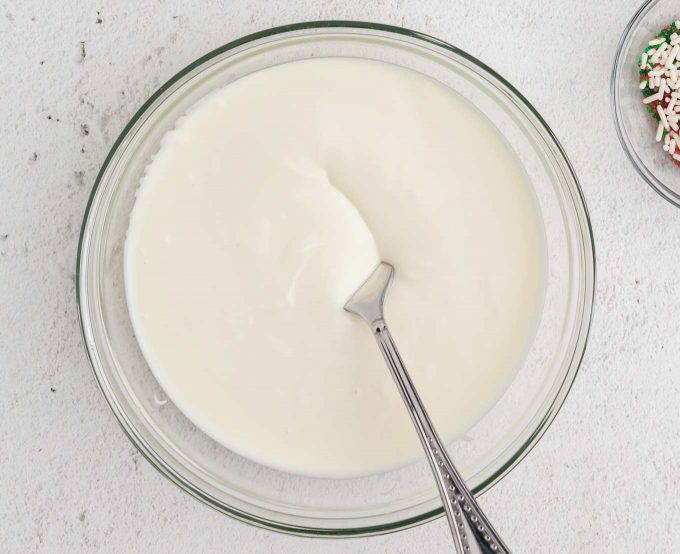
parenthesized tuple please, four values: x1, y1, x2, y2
(2, 0, 680, 552)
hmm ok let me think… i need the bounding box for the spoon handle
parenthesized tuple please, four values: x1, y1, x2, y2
(374, 321, 511, 554)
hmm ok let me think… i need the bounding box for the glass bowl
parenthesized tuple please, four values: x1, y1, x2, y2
(612, 0, 680, 206)
(77, 22, 595, 537)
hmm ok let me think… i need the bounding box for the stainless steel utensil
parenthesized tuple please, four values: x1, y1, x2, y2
(344, 262, 511, 553)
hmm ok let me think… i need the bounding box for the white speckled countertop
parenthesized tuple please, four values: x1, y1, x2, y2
(2, 1, 680, 552)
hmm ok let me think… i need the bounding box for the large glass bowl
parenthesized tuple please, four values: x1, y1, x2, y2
(77, 22, 595, 537)
(612, 0, 680, 206)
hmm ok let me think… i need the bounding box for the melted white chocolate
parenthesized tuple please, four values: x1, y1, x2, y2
(125, 58, 546, 477)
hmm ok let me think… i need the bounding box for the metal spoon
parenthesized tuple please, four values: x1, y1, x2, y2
(344, 262, 511, 554)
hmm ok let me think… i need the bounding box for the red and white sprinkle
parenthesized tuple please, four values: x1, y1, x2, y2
(641, 26, 680, 166)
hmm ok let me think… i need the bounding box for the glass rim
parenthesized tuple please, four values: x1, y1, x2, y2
(77, 20, 596, 537)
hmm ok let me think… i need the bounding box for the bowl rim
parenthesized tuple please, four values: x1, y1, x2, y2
(611, 0, 680, 208)
(77, 20, 596, 537)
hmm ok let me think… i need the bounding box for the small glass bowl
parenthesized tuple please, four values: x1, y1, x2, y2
(612, 0, 680, 206)
(77, 22, 595, 537)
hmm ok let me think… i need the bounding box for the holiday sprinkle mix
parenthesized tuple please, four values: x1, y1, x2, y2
(639, 21, 680, 166)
